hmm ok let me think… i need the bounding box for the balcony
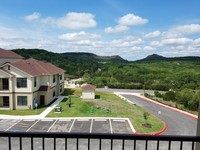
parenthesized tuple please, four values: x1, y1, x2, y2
(0, 85, 9, 90)
(0, 78, 9, 91)
(0, 96, 10, 109)
(0, 132, 199, 150)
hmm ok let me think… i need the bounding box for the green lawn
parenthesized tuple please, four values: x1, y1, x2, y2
(0, 105, 47, 115)
(47, 88, 164, 133)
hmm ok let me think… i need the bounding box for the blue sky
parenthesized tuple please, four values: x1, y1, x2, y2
(0, 0, 200, 60)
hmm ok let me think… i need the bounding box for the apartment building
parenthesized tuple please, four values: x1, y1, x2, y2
(0, 58, 65, 110)
(0, 48, 23, 66)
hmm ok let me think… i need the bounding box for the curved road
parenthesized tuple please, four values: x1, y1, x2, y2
(122, 94, 197, 136)
(97, 88, 197, 136)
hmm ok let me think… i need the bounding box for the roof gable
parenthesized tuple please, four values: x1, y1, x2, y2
(9, 58, 65, 76)
(82, 84, 96, 90)
(0, 68, 14, 77)
(0, 48, 23, 59)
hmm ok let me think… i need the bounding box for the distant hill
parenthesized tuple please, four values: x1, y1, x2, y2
(136, 53, 200, 62)
(61, 52, 127, 63)
(12, 49, 127, 63)
(11, 49, 200, 63)
(138, 54, 166, 61)
(11, 48, 127, 77)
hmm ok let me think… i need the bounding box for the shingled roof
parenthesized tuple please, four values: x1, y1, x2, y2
(0, 48, 23, 59)
(10, 58, 65, 76)
(81, 84, 96, 90)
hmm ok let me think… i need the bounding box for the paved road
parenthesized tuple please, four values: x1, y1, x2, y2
(97, 88, 157, 94)
(97, 88, 197, 135)
(121, 94, 197, 136)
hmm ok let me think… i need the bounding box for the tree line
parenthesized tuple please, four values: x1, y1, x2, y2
(13, 48, 200, 111)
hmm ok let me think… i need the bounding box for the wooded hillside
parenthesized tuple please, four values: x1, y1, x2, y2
(13, 48, 200, 111)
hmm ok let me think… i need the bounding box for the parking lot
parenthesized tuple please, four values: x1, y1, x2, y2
(0, 118, 134, 134)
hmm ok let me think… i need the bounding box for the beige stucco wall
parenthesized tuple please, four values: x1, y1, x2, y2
(47, 86, 57, 104)
(3, 65, 33, 92)
(39, 75, 49, 86)
(1, 64, 65, 110)
(82, 89, 95, 99)
(59, 74, 64, 83)
(32, 76, 40, 92)
(0, 70, 13, 93)
(14, 93, 33, 110)
(59, 82, 64, 95)
(0, 93, 14, 110)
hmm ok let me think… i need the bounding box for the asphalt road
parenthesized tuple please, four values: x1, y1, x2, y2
(96, 88, 156, 95)
(97, 88, 197, 136)
(121, 94, 197, 136)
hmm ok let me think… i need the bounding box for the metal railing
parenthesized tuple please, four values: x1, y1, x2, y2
(0, 132, 199, 150)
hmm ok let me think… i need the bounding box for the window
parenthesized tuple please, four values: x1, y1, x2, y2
(53, 75, 56, 83)
(3, 96, 9, 107)
(60, 85, 62, 92)
(34, 77, 37, 87)
(2, 78, 9, 90)
(17, 78, 27, 88)
(17, 96, 27, 106)
(8, 65, 10, 70)
(53, 91, 56, 97)
(60, 75, 62, 80)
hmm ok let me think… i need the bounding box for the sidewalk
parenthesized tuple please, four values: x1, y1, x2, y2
(0, 96, 67, 119)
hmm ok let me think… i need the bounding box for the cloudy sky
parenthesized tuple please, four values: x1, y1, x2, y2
(0, 0, 200, 60)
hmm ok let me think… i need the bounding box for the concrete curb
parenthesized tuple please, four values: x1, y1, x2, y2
(114, 92, 198, 135)
(114, 92, 136, 105)
(114, 92, 167, 135)
(135, 121, 167, 135)
(135, 94, 198, 120)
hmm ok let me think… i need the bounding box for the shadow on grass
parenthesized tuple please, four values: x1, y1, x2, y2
(61, 89, 75, 96)
(95, 95, 101, 99)
(34, 105, 48, 110)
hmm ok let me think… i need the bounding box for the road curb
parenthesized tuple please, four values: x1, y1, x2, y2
(114, 92, 198, 120)
(135, 121, 167, 135)
(135, 94, 198, 120)
(114, 92, 167, 135)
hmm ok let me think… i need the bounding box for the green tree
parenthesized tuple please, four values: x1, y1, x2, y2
(143, 112, 150, 123)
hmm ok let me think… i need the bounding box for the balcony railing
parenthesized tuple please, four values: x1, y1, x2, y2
(0, 132, 199, 150)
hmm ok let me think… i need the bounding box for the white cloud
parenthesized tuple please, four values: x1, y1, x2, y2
(163, 24, 200, 38)
(44, 12, 97, 30)
(150, 41, 161, 47)
(173, 24, 200, 35)
(144, 46, 155, 51)
(131, 46, 142, 50)
(76, 40, 92, 45)
(110, 37, 143, 48)
(144, 30, 161, 38)
(0, 26, 18, 38)
(105, 13, 148, 34)
(161, 37, 193, 46)
(118, 13, 148, 26)
(25, 12, 41, 21)
(58, 31, 100, 40)
(104, 25, 129, 33)
(194, 38, 200, 46)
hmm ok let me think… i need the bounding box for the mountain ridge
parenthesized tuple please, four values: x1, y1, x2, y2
(12, 48, 127, 63)
(11, 48, 200, 62)
(136, 53, 200, 62)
